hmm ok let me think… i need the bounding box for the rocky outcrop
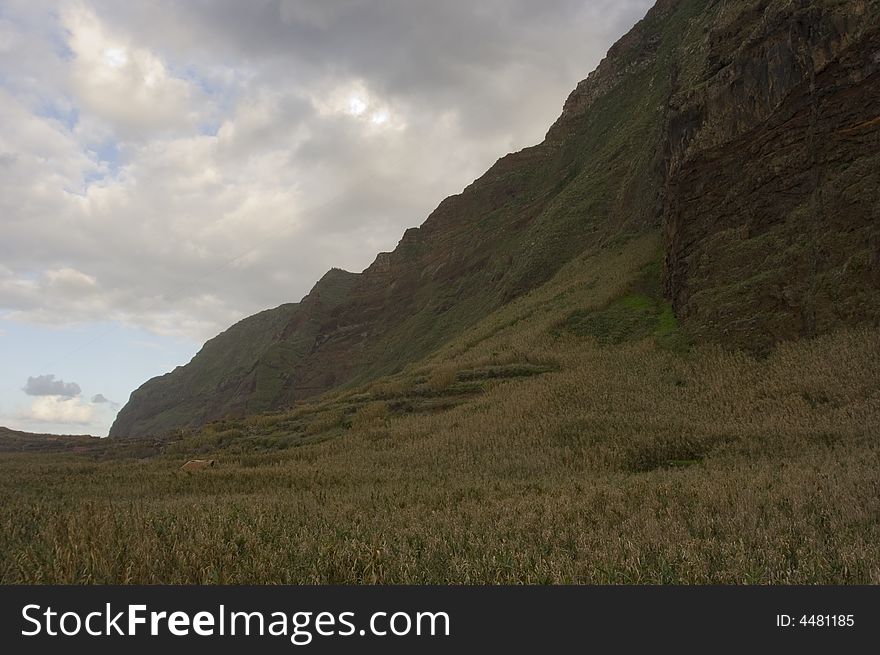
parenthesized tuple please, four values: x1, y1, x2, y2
(662, 0, 880, 350)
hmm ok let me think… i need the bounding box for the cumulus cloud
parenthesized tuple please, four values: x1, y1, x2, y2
(23, 374, 82, 398)
(12, 377, 120, 429)
(19, 395, 95, 425)
(16, 375, 100, 426)
(62, 4, 210, 138)
(0, 0, 654, 345)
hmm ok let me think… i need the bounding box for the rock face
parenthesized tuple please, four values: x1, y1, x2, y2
(662, 0, 880, 351)
(111, 0, 880, 437)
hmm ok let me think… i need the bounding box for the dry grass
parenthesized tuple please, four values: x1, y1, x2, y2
(305, 410, 345, 436)
(350, 402, 389, 430)
(427, 367, 458, 392)
(1, 235, 877, 584)
(1, 326, 876, 584)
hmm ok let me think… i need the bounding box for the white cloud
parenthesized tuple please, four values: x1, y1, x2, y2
(62, 4, 209, 137)
(0, 0, 654, 347)
(0, 88, 100, 192)
(45, 268, 97, 291)
(19, 395, 96, 425)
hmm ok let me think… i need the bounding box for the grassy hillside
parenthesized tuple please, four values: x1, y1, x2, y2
(108, 0, 700, 437)
(3, 234, 878, 583)
(111, 0, 880, 437)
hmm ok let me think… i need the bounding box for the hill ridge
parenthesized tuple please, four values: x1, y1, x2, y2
(111, 0, 880, 437)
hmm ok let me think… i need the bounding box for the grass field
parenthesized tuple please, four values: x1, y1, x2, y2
(2, 235, 878, 584)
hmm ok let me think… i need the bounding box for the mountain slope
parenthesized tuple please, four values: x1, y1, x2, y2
(111, 0, 880, 437)
(662, 0, 880, 350)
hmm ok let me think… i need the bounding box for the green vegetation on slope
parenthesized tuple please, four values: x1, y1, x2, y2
(561, 260, 687, 351)
(110, 0, 713, 437)
(112, 0, 880, 437)
(3, 234, 879, 584)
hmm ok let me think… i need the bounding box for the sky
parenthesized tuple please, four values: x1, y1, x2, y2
(0, 0, 653, 436)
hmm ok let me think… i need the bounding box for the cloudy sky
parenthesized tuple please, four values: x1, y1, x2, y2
(0, 0, 652, 436)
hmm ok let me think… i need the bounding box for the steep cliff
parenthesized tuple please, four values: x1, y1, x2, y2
(111, 0, 880, 437)
(110, 268, 357, 436)
(662, 0, 880, 350)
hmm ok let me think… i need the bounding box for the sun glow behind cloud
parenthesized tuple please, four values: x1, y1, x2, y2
(102, 47, 128, 69)
(348, 95, 367, 115)
(370, 110, 389, 125)
(308, 79, 405, 133)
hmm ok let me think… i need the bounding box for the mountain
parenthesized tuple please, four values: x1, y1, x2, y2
(110, 0, 880, 438)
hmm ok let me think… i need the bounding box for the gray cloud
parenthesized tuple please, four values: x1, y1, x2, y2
(0, 1, 654, 342)
(91, 393, 120, 408)
(23, 374, 82, 398)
